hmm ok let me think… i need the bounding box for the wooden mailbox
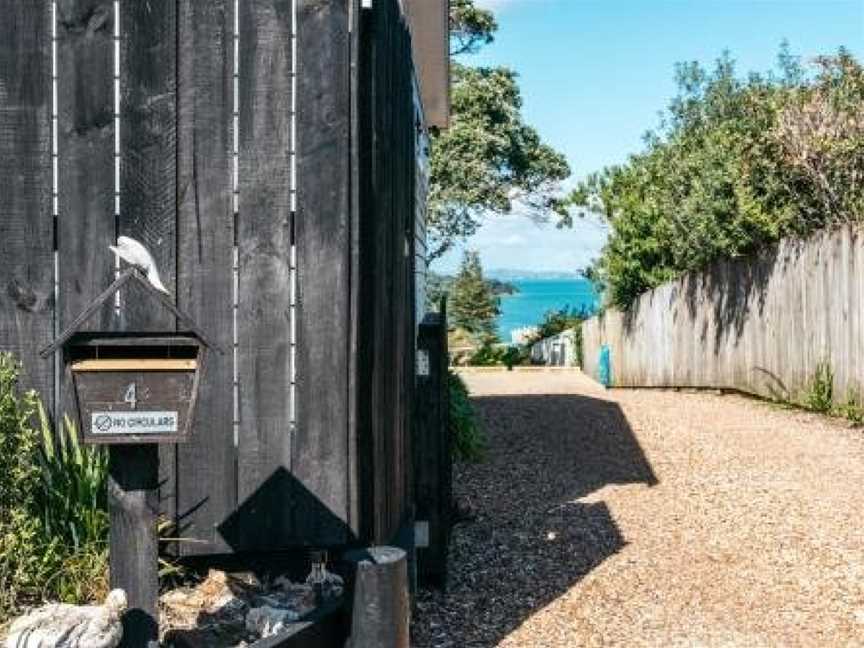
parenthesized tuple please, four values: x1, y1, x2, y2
(41, 268, 219, 448)
(66, 334, 204, 445)
(40, 267, 220, 647)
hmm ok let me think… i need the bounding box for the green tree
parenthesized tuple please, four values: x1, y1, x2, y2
(449, 0, 497, 56)
(428, 1, 571, 259)
(448, 251, 500, 338)
(570, 47, 864, 309)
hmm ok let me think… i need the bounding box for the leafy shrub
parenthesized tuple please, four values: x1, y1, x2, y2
(835, 390, 864, 426)
(35, 405, 109, 558)
(532, 305, 592, 341)
(0, 354, 108, 621)
(572, 48, 864, 308)
(797, 364, 864, 426)
(804, 362, 834, 414)
(466, 343, 524, 369)
(449, 371, 485, 462)
(0, 354, 42, 617)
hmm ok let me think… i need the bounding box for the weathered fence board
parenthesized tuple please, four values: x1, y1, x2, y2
(294, 0, 353, 545)
(583, 226, 864, 404)
(234, 0, 296, 549)
(355, 0, 418, 546)
(175, 0, 235, 555)
(57, 0, 115, 331)
(119, 0, 181, 544)
(0, 1, 54, 407)
(57, 0, 117, 422)
(348, 0, 362, 537)
(120, 0, 177, 323)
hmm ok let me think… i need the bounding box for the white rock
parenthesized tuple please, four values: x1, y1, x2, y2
(245, 605, 299, 639)
(5, 590, 126, 648)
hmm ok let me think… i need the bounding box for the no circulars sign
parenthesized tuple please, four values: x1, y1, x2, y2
(91, 411, 179, 435)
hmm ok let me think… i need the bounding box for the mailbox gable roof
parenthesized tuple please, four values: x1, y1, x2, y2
(41, 269, 222, 357)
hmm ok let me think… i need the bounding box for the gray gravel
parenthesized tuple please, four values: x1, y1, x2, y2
(412, 369, 864, 647)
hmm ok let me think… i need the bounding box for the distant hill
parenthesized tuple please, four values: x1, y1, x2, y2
(486, 269, 584, 281)
(486, 278, 519, 295)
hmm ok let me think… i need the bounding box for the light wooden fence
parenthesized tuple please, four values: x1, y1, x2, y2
(530, 329, 580, 367)
(583, 225, 864, 403)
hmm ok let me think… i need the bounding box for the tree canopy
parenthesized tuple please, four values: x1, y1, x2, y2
(427, 0, 571, 260)
(449, 0, 497, 56)
(448, 251, 501, 339)
(570, 47, 864, 308)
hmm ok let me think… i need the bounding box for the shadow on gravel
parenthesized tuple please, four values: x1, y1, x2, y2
(413, 393, 657, 648)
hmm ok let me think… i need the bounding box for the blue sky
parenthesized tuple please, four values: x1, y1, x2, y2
(434, 0, 864, 274)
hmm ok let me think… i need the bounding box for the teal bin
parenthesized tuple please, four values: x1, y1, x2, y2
(598, 345, 612, 387)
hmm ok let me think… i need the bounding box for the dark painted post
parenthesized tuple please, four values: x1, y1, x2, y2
(413, 306, 452, 587)
(344, 547, 410, 648)
(108, 445, 160, 648)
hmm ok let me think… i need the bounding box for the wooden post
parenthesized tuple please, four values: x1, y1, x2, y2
(344, 547, 410, 648)
(108, 445, 160, 648)
(413, 309, 451, 587)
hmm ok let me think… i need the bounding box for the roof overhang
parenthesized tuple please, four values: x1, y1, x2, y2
(403, 0, 450, 129)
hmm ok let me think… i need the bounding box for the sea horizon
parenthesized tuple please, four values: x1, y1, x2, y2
(497, 277, 600, 343)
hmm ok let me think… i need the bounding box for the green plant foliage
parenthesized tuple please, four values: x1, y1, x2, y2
(428, 0, 570, 259)
(426, 271, 516, 313)
(448, 251, 501, 339)
(466, 343, 523, 369)
(34, 405, 109, 555)
(795, 365, 864, 426)
(835, 390, 864, 426)
(532, 306, 592, 340)
(449, 371, 486, 462)
(0, 353, 108, 621)
(571, 47, 864, 308)
(449, 0, 497, 57)
(804, 362, 834, 414)
(0, 354, 42, 617)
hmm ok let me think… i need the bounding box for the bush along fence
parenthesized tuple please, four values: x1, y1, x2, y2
(583, 225, 864, 409)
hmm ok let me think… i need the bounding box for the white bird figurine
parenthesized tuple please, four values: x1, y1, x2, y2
(109, 236, 169, 294)
(4, 589, 126, 648)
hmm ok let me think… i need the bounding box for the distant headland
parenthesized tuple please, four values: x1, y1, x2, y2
(486, 269, 584, 281)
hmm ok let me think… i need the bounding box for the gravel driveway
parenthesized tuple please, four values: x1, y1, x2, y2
(412, 369, 864, 647)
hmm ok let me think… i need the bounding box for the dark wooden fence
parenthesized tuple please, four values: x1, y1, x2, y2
(1, 0, 424, 557)
(414, 308, 452, 587)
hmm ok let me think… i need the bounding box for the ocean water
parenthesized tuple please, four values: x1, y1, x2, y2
(497, 279, 600, 342)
